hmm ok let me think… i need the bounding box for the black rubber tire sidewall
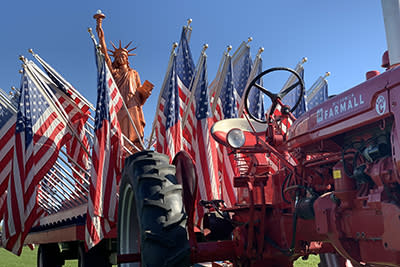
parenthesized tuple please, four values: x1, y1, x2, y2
(118, 150, 191, 267)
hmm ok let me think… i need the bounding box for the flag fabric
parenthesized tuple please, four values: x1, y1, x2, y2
(37, 170, 62, 214)
(155, 27, 195, 160)
(232, 44, 252, 110)
(155, 55, 180, 157)
(176, 28, 196, 157)
(191, 52, 220, 224)
(30, 58, 92, 182)
(0, 96, 16, 220)
(247, 57, 265, 120)
(213, 55, 238, 207)
(0, 191, 6, 221)
(2, 69, 67, 255)
(219, 56, 238, 119)
(282, 67, 306, 118)
(306, 78, 328, 110)
(85, 46, 123, 250)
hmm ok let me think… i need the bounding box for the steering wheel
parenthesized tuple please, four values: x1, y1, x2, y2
(244, 67, 305, 123)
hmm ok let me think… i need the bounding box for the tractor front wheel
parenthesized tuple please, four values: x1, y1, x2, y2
(118, 150, 191, 267)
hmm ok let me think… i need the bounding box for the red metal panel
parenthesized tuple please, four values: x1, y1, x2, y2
(286, 69, 393, 150)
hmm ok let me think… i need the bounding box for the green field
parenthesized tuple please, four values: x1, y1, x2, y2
(0, 247, 319, 267)
(0, 247, 77, 267)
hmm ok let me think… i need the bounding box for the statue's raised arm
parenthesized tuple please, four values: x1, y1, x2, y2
(94, 12, 113, 72)
(93, 11, 154, 154)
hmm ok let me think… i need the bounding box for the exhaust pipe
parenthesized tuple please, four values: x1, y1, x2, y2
(381, 0, 400, 67)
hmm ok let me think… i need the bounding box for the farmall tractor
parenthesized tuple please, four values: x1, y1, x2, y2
(117, 1, 400, 266)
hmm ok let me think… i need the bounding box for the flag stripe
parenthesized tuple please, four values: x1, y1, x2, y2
(85, 46, 123, 250)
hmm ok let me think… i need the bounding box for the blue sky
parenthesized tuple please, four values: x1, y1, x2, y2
(0, 0, 387, 137)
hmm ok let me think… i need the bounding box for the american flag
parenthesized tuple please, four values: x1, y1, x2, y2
(191, 51, 220, 223)
(0, 95, 16, 220)
(282, 67, 306, 118)
(156, 27, 195, 159)
(176, 28, 196, 157)
(2, 69, 67, 255)
(85, 46, 123, 250)
(30, 57, 92, 182)
(247, 57, 265, 120)
(213, 55, 237, 207)
(306, 78, 328, 110)
(155, 54, 180, 157)
(232, 43, 252, 110)
(0, 191, 6, 222)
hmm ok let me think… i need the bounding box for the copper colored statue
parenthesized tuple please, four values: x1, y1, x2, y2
(94, 12, 154, 153)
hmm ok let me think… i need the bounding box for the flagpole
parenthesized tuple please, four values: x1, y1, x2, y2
(88, 28, 146, 150)
(147, 42, 178, 149)
(0, 91, 17, 113)
(211, 46, 232, 114)
(306, 72, 330, 103)
(232, 37, 252, 66)
(29, 50, 95, 111)
(209, 53, 225, 95)
(185, 19, 193, 42)
(209, 38, 251, 97)
(52, 161, 89, 195)
(238, 47, 264, 117)
(27, 59, 91, 123)
(26, 60, 100, 155)
(47, 168, 87, 204)
(280, 57, 307, 93)
(181, 44, 208, 129)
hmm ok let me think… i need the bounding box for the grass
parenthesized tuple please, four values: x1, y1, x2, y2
(294, 255, 320, 266)
(0, 247, 77, 267)
(0, 247, 320, 267)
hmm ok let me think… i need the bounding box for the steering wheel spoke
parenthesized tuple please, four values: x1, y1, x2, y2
(279, 81, 301, 98)
(253, 83, 275, 99)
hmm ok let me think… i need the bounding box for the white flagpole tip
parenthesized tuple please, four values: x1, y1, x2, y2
(19, 55, 25, 61)
(324, 72, 331, 77)
(259, 47, 265, 53)
(203, 43, 209, 50)
(187, 18, 193, 25)
(172, 42, 178, 48)
(247, 37, 253, 43)
(19, 70, 23, 73)
(28, 49, 33, 54)
(88, 27, 93, 33)
(11, 86, 16, 90)
(302, 57, 308, 63)
(227, 45, 232, 52)
(96, 9, 103, 15)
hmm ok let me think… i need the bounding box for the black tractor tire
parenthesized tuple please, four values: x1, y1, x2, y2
(118, 150, 191, 267)
(319, 253, 347, 267)
(37, 243, 64, 267)
(78, 241, 112, 267)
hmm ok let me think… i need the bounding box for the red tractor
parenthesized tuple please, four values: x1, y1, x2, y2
(117, 2, 400, 266)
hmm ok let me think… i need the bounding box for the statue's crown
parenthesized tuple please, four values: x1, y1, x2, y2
(108, 40, 136, 58)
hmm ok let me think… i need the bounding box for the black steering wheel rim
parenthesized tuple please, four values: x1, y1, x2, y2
(244, 67, 305, 123)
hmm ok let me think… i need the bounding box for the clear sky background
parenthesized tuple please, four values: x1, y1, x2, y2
(0, 0, 388, 138)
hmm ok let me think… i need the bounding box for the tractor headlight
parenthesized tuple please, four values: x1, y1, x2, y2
(227, 128, 245, 149)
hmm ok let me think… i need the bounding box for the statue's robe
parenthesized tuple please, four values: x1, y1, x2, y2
(112, 68, 153, 152)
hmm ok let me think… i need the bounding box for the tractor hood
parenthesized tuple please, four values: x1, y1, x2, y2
(285, 66, 400, 151)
